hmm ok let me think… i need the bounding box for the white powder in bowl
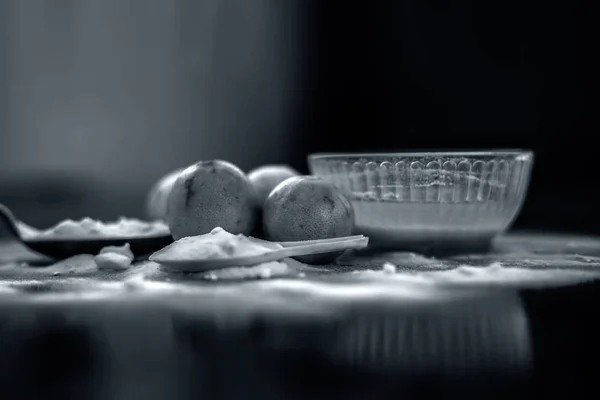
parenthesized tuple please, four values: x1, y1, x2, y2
(35, 217, 169, 238)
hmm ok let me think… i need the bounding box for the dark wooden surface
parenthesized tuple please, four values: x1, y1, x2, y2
(1, 233, 600, 399)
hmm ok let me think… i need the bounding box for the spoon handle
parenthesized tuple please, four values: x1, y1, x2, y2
(0, 203, 22, 240)
(273, 236, 369, 258)
(278, 235, 366, 248)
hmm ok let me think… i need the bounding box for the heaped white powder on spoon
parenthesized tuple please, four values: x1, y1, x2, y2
(150, 227, 296, 280)
(153, 227, 277, 261)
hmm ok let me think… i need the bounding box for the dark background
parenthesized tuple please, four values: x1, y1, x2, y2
(0, 0, 596, 235)
(293, 0, 596, 235)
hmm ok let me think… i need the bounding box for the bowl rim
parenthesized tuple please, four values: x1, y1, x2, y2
(308, 149, 534, 160)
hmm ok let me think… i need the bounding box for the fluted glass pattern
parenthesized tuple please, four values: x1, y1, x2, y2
(308, 151, 533, 246)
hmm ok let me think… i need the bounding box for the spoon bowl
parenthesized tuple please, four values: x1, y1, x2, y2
(0, 204, 173, 260)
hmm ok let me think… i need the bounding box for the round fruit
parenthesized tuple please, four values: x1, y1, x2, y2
(263, 176, 355, 264)
(247, 165, 299, 206)
(146, 168, 184, 221)
(166, 160, 259, 240)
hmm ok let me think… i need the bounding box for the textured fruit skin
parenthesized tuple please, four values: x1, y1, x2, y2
(146, 168, 184, 221)
(263, 176, 355, 264)
(247, 165, 299, 206)
(166, 160, 259, 240)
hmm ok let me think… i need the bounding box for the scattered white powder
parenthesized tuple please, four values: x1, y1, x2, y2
(99, 243, 134, 260)
(352, 260, 600, 289)
(201, 261, 289, 281)
(350, 261, 398, 276)
(94, 253, 132, 271)
(0, 284, 18, 294)
(47, 254, 96, 275)
(382, 262, 397, 274)
(95, 243, 134, 271)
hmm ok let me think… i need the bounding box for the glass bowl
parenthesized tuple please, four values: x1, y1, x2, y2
(308, 151, 534, 254)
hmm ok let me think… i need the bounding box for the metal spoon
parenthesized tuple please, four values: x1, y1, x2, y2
(0, 203, 173, 260)
(149, 235, 369, 273)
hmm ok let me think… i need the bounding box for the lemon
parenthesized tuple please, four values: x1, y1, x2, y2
(166, 160, 259, 240)
(146, 168, 184, 221)
(263, 176, 355, 264)
(247, 165, 299, 206)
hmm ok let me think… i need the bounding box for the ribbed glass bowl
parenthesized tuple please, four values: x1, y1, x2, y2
(308, 151, 534, 254)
